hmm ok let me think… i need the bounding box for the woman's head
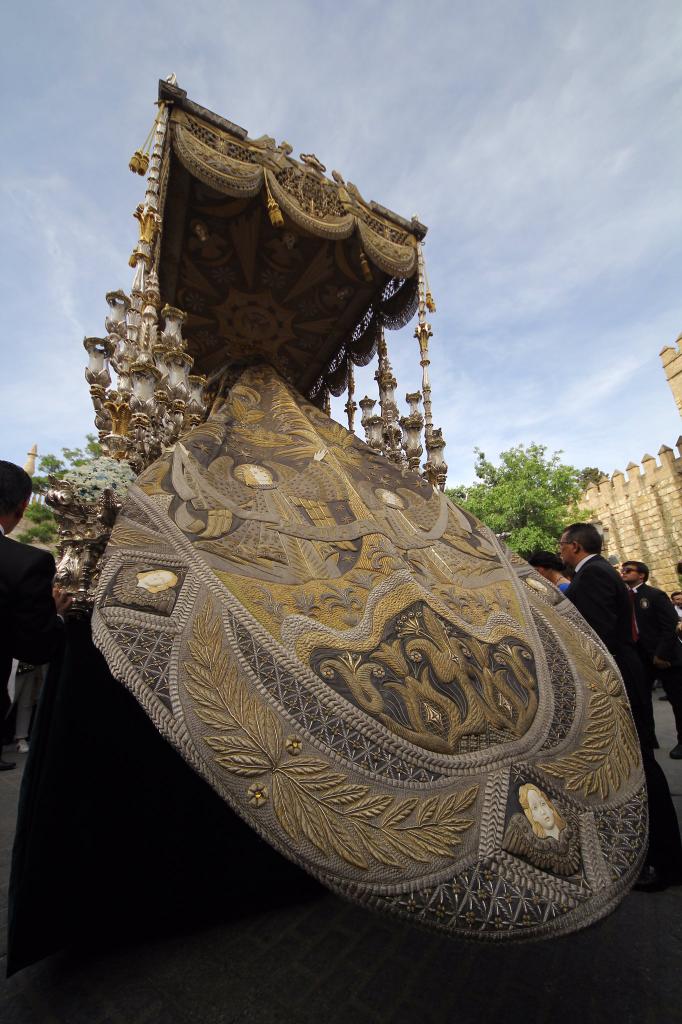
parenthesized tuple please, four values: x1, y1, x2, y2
(528, 551, 565, 574)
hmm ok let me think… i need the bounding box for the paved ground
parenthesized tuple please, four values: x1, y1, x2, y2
(1, 698, 681, 1024)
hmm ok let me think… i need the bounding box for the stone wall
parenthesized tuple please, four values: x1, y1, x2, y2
(661, 335, 682, 417)
(582, 440, 682, 593)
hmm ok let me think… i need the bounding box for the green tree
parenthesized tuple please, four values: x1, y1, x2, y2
(16, 502, 59, 545)
(577, 465, 607, 491)
(446, 444, 591, 557)
(15, 434, 103, 547)
(32, 433, 102, 495)
(444, 484, 468, 504)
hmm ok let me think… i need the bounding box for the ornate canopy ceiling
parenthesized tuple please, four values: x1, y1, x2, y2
(155, 82, 427, 399)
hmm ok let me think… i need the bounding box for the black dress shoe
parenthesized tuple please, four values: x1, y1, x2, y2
(633, 865, 667, 892)
(0, 759, 16, 771)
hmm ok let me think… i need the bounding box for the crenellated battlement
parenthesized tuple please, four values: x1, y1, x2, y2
(584, 439, 682, 504)
(582, 436, 682, 592)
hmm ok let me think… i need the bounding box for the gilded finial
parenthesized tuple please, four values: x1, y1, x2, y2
(133, 204, 160, 246)
(264, 173, 284, 228)
(267, 196, 284, 228)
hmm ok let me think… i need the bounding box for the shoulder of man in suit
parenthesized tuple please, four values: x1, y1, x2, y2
(5, 538, 56, 570)
(582, 555, 610, 572)
(7, 537, 52, 558)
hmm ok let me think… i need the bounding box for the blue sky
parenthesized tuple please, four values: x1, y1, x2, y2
(2, 0, 681, 484)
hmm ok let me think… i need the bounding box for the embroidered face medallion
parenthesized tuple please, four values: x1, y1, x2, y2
(137, 569, 178, 594)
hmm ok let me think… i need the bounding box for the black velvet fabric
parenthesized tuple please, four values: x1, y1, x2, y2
(8, 618, 321, 975)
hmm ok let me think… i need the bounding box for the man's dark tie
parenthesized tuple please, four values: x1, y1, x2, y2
(627, 589, 639, 642)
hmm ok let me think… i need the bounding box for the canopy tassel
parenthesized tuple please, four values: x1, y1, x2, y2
(128, 107, 160, 176)
(264, 174, 284, 228)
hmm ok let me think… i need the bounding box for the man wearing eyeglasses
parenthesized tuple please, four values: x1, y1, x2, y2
(558, 523, 682, 890)
(620, 561, 682, 761)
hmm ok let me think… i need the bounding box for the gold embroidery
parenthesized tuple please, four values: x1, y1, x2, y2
(539, 632, 640, 798)
(184, 602, 478, 870)
(108, 524, 168, 550)
(312, 603, 538, 754)
(247, 783, 269, 807)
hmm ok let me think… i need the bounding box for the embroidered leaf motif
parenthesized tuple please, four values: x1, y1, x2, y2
(271, 760, 477, 870)
(186, 601, 478, 869)
(184, 601, 281, 775)
(539, 634, 640, 799)
(382, 797, 419, 829)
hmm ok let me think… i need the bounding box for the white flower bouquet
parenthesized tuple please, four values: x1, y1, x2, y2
(60, 457, 136, 503)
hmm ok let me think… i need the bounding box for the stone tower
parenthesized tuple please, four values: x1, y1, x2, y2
(23, 444, 38, 477)
(661, 334, 682, 417)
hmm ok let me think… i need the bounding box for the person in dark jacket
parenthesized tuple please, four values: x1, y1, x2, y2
(621, 560, 682, 759)
(671, 591, 682, 616)
(559, 523, 682, 891)
(559, 525, 654, 741)
(0, 461, 71, 769)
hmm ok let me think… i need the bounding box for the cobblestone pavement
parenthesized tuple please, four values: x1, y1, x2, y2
(1, 701, 681, 1024)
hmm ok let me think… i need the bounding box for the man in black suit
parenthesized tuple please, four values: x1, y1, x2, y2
(667, 589, 679, 618)
(0, 461, 71, 769)
(559, 523, 682, 890)
(621, 560, 682, 760)
(559, 524, 654, 743)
